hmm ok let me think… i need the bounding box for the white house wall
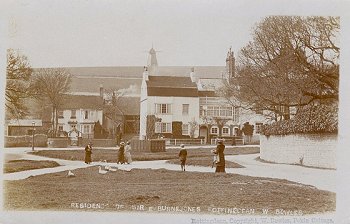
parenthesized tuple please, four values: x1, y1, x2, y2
(139, 79, 148, 139)
(59, 109, 103, 134)
(146, 96, 200, 137)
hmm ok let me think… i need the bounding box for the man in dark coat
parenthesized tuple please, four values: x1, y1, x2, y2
(215, 139, 226, 173)
(178, 144, 188, 171)
(85, 142, 93, 164)
(117, 142, 125, 164)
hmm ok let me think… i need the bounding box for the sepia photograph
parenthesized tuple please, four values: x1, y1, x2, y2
(0, 0, 349, 223)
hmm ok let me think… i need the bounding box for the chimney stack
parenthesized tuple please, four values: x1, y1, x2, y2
(190, 67, 198, 83)
(143, 66, 149, 81)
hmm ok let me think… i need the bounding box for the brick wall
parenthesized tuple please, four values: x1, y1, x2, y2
(260, 133, 337, 169)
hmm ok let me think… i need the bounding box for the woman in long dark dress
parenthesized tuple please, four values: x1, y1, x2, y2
(214, 139, 225, 173)
(85, 142, 93, 164)
(117, 142, 125, 164)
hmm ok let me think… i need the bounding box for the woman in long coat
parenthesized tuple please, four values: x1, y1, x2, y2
(124, 141, 132, 164)
(214, 139, 225, 173)
(85, 142, 93, 164)
(117, 142, 125, 164)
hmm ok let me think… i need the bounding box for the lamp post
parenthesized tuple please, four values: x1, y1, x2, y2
(32, 121, 35, 151)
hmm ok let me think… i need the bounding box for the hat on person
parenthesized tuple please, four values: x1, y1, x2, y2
(180, 144, 185, 148)
(120, 142, 125, 146)
(217, 139, 223, 144)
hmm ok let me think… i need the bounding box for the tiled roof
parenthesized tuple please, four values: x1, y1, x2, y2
(61, 95, 104, 110)
(147, 76, 197, 88)
(147, 87, 199, 97)
(198, 90, 217, 97)
(146, 76, 198, 97)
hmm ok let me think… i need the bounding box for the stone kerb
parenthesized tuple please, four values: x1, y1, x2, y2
(260, 133, 337, 169)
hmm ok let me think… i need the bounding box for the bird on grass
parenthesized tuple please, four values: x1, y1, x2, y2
(67, 170, 75, 177)
(108, 166, 117, 172)
(98, 166, 108, 174)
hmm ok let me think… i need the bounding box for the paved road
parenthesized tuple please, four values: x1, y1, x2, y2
(2, 147, 336, 192)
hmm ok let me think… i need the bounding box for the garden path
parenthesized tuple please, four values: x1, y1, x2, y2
(2, 147, 336, 192)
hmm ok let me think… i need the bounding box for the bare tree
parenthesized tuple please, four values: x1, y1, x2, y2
(213, 117, 230, 138)
(5, 49, 33, 118)
(224, 16, 339, 120)
(188, 119, 199, 138)
(31, 68, 72, 137)
(103, 89, 124, 138)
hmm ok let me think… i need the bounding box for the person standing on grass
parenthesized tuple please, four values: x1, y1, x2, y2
(124, 141, 132, 164)
(84, 142, 93, 164)
(117, 142, 125, 164)
(178, 144, 188, 171)
(214, 139, 225, 173)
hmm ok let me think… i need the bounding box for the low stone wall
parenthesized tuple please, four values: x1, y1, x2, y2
(260, 134, 337, 169)
(47, 138, 69, 148)
(5, 134, 48, 147)
(80, 139, 117, 147)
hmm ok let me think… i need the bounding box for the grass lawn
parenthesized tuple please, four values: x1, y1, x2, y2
(4, 160, 60, 173)
(30, 147, 259, 163)
(167, 157, 244, 168)
(4, 166, 335, 215)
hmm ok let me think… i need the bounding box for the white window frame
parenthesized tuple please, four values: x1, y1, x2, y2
(71, 110, 76, 118)
(155, 122, 172, 133)
(155, 104, 172, 114)
(255, 123, 263, 134)
(211, 127, 218, 134)
(222, 127, 230, 135)
(182, 124, 189, 135)
(84, 110, 89, 119)
(58, 110, 64, 118)
(182, 104, 189, 115)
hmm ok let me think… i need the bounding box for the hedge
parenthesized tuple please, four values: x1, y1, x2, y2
(262, 103, 338, 136)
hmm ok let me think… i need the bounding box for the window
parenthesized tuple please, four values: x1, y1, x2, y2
(155, 104, 171, 114)
(182, 104, 189, 115)
(83, 125, 91, 133)
(155, 122, 172, 133)
(182, 124, 189, 135)
(58, 125, 63, 131)
(71, 110, 76, 118)
(84, 110, 89, 119)
(233, 107, 239, 122)
(222, 127, 229, 135)
(255, 123, 263, 134)
(58, 110, 64, 118)
(211, 127, 218, 134)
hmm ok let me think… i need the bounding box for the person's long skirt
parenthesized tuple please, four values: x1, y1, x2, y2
(125, 152, 132, 164)
(117, 152, 125, 164)
(85, 152, 92, 164)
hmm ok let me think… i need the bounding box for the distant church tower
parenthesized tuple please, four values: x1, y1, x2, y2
(147, 47, 158, 76)
(225, 47, 235, 82)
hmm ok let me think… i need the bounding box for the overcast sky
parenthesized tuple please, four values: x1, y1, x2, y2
(2, 0, 348, 68)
